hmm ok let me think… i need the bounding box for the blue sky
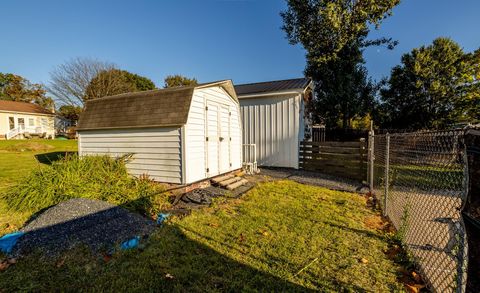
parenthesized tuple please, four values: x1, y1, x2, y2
(1, 0, 479, 87)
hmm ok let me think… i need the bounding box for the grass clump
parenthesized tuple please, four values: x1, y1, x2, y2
(3, 155, 169, 217)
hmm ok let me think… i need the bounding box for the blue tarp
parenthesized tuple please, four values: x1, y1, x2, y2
(0, 231, 25, 254)
(157, 213, 170, 225)
(120, 236, 140, 250)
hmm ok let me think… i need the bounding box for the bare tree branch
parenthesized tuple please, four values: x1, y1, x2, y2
(48, 57, 116, 107)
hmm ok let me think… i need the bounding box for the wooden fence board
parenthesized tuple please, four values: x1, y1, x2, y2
(301, 141, 362, 147)
(299, 152, 367, 160)
(299, 139, 367, 181)
(300, 146, 360, 154)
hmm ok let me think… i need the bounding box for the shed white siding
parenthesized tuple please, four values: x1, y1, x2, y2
(78, 127, 182, 184)
(240, 94, 304, 169)
(183, 86, 242, 184)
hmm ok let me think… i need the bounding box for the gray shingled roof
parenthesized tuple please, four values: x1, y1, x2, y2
(234, 78, 311, 96)
(77, 80, 236, 130)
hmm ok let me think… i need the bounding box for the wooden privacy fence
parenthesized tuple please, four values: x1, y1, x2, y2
(299, 139, 367, 181)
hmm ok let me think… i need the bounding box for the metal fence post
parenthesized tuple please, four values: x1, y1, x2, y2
(384, 133, 390, 216)
(368, 126, 375, 194)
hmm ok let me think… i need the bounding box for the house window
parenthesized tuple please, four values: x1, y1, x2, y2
(17, 118, 25, 129)
(29, 118, 35, 127)
(8, 117, 14, 130)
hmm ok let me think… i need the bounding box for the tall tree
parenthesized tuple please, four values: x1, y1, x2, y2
(57, 105, 83, 122)
(85, 69, 156, 100)
(164, 75, 198, 88)
(48, 57, 116, 107)
(306, 40, 377, 128)
(379, 38, 480, 129)
(281, 0, 399, 129)
(281, 0, 399, 64)
(0, 73, 54, 110)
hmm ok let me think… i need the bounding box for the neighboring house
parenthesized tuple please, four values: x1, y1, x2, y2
(77, 80, 242, 184)
(55, 115, 76, 134)
(235, 78, 313, 169)
(0, 100, 56, 140)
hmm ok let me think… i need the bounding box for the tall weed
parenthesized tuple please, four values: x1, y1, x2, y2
(3, 155, 169, 216)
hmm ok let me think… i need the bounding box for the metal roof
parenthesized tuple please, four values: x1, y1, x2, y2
(77, 80, 237, 131)
(234, 78, 311, 96)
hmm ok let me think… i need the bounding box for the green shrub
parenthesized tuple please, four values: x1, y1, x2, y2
(3, 155, 169, 216)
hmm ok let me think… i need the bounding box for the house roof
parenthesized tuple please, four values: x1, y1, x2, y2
(0, 100, 54, 115)
(234, 78, 311, 96)
(77, 80, 237, 131)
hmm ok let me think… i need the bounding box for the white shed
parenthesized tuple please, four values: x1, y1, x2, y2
(235, 78, 312, 169)
(77, 80, 242, 185)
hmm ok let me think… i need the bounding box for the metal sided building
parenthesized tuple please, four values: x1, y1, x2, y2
(235, 78, 313, 169)
(77, 80, 242, 185)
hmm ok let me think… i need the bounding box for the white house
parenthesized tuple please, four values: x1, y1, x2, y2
(235, 78, 313, 169)
(77, 80, 242, 185)
(0, 100, 56, 139)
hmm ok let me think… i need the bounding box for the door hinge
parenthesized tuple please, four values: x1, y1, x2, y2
(229, 112, 231, 116)
(206, 168, 209, 173)
(229, 137, 232, 141)
(230, 163, 232, 167)
(205, 106, 208, 111)
(206, 137, 209, 141)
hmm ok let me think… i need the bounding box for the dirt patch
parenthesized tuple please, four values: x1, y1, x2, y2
(6, 142, 55, 152)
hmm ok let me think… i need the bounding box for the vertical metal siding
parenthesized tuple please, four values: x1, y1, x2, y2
(240, 94, 302, 169)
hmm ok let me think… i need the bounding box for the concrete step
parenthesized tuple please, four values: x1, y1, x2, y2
(226, 179, 249, 190)
(211, 174, 234, 184)
(218, 176, 242, 187)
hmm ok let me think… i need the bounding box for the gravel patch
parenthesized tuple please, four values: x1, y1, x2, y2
(13, 198, 155, 257)
(259, 167, 369, 194)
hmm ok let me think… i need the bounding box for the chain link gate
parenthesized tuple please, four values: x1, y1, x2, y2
(368, 130, 470, 293)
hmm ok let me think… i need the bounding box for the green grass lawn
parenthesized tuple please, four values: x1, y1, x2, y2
(0, 180, 405, 292)
(0, 139, 78, 233)
(0, 139, 78, 190)
(0, 140, 406, 291)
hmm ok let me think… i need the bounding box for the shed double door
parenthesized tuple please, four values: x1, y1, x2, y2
(206, 101, 231, 176)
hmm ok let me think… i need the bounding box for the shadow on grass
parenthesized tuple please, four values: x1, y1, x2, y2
(0, 200, 312, 292)
(324, 221, 387, 242)
(34, 151, 77, 165)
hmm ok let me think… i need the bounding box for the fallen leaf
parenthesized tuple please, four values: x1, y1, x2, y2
(165, 273, 174, 279)
(209, 223, 220, 228)
(56, 257, 65, 268)
(384, 245, 402, 259)
(359, 258, 368, 264)
(238, 233, 246, 242)
(405, 284, 420, 293)
(411, 271, 422, 283)
(0, 260, 10, 271)
(103, 254, 112, 263)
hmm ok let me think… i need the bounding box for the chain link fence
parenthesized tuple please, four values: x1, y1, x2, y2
(369, 130, 469, 293)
